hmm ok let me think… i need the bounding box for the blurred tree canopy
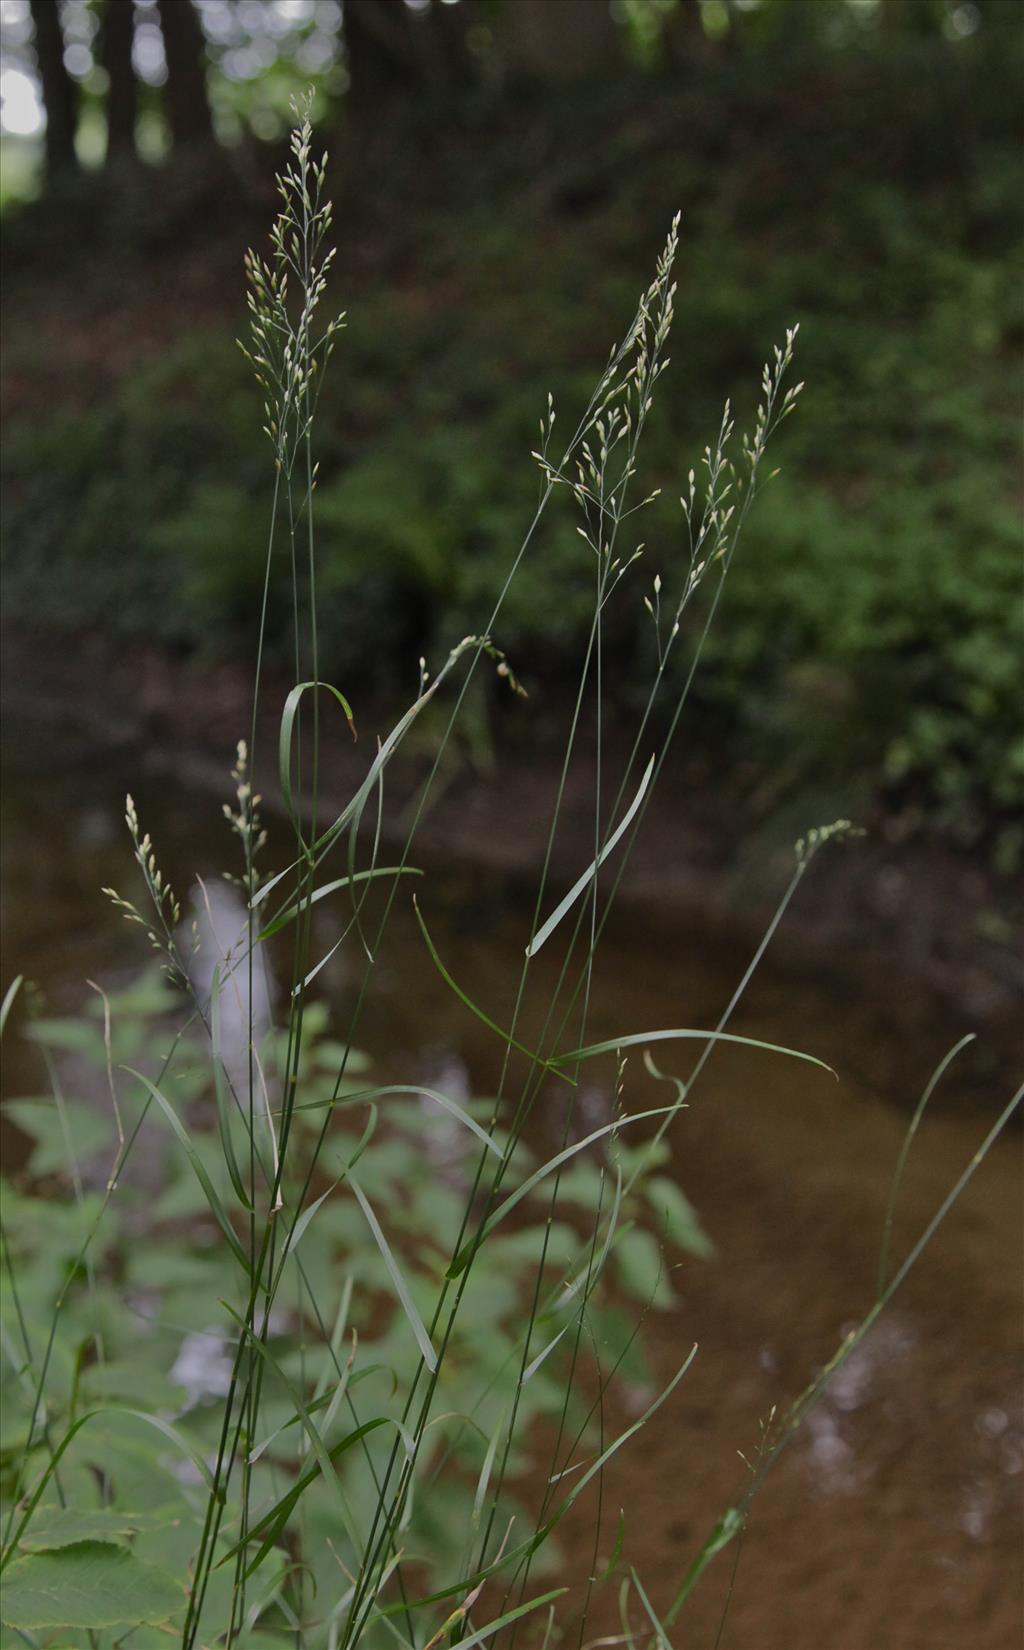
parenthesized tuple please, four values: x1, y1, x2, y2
(0, 0, 1012, 190)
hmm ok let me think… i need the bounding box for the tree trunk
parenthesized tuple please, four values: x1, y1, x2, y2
(343, 0, 418, 112)
(101, 0, 138, 163)
(500, 0, 620, 81)
(29, 0, 79, 180)
(155, 0, 212, 149)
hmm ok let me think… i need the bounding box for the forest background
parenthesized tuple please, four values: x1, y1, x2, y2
(2, 0, 1022, 902)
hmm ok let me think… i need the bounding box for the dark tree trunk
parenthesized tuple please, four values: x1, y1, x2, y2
(29, 0, 79, 179)
(500, 0, 620, 81)
(101, 0, 138, 163)
(343, 0, 419, 111)
(155, 0, 213, 149)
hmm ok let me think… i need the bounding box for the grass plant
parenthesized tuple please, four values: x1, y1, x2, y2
(1, 104, 1020, 1649)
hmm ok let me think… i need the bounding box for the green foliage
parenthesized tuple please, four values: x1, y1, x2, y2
(1, 1539, 183, 1630)
(1, 971, 704, 1646)
(4, 28, 1020, 856)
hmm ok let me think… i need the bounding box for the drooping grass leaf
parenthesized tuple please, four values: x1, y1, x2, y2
(350, 1176, 438, 1373)
(123, 1068, 249, 1271)
(0, 974, 23, 1038)
(210, 965, 254, 1212)
(447, 1105, 676, 1278)
(219, 1417, 392, 1579)
(278, 678, 356, 836)
(292, 1083, 502, 1157)
(259, 866, 422, 941)
(876, 1032, 975, 1295)
(415, 899, 571, 1084)
(527, 755, 655, 958)
(551, 1027, 836, 1078)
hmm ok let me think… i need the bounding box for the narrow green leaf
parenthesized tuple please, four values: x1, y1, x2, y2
(282, 1183, 336, 1262)
(522, 1323, 571, 1383)
(350, 1176, 437, 1372)
(630, 1564, 675, 1650)
(527, 755, 654, 957)
(248, 1364, 389, 1464)
(600, 1510, 626, 1582)
(546, 1346, 698, 1522)
(282, 1101, 378, 1259)
(210, 966, 253, 1212)
(278, 679, 356, 834)
(552, 1027, 835, 1079)
(0, 974, 23, 1038)
(259, 866, 422, 940)
(296, 1083, 502, 1157)
(123, 1068, 249, 1271)
(877, 1032, 975, 1295)
(219, 1418, 391, 1578)
(447, 1105, 675, 1279)
(437, 1589, 567, 1650)
(415, 900, 570, 1084)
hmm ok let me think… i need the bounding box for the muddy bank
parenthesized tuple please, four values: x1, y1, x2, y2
(5, 624, 1020, 1090)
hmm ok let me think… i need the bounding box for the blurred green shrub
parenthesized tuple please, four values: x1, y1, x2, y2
(3, 30, 1021, 861)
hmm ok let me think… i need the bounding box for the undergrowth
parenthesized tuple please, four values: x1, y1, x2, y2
(3, 26, 1022, 865)
(1, 105, 1020, 1649)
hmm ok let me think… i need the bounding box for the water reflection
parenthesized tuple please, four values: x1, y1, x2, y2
(3, 725, 1021, 1646)
(184, 879, 274, 1096)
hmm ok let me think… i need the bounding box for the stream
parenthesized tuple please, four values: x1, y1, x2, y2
(1, 715, 1021, 1649)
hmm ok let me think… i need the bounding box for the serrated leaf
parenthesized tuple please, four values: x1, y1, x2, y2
(22, 1018, 105, 1056)
(0, 1541, 182, 1629)
(17, 1507, 170, 1553)
(3, 1099, 112, 1177)
(615, 1226, 676, 1308)
(646, 1174, 714, 1259)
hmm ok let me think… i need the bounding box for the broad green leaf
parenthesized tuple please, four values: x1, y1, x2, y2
(16, 1506, 169, 1553)
(646, 1175, 713, 1259)
(614, 1226, 676, 1308)
(22, 1018, 105, 1056)
(0, 1541, 182, 1629)
(3, 1099, 112, 1177)
(79, 1361, 187, 1410)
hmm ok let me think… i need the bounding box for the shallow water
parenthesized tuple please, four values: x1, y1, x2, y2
(1, 720, 1021, 1648)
